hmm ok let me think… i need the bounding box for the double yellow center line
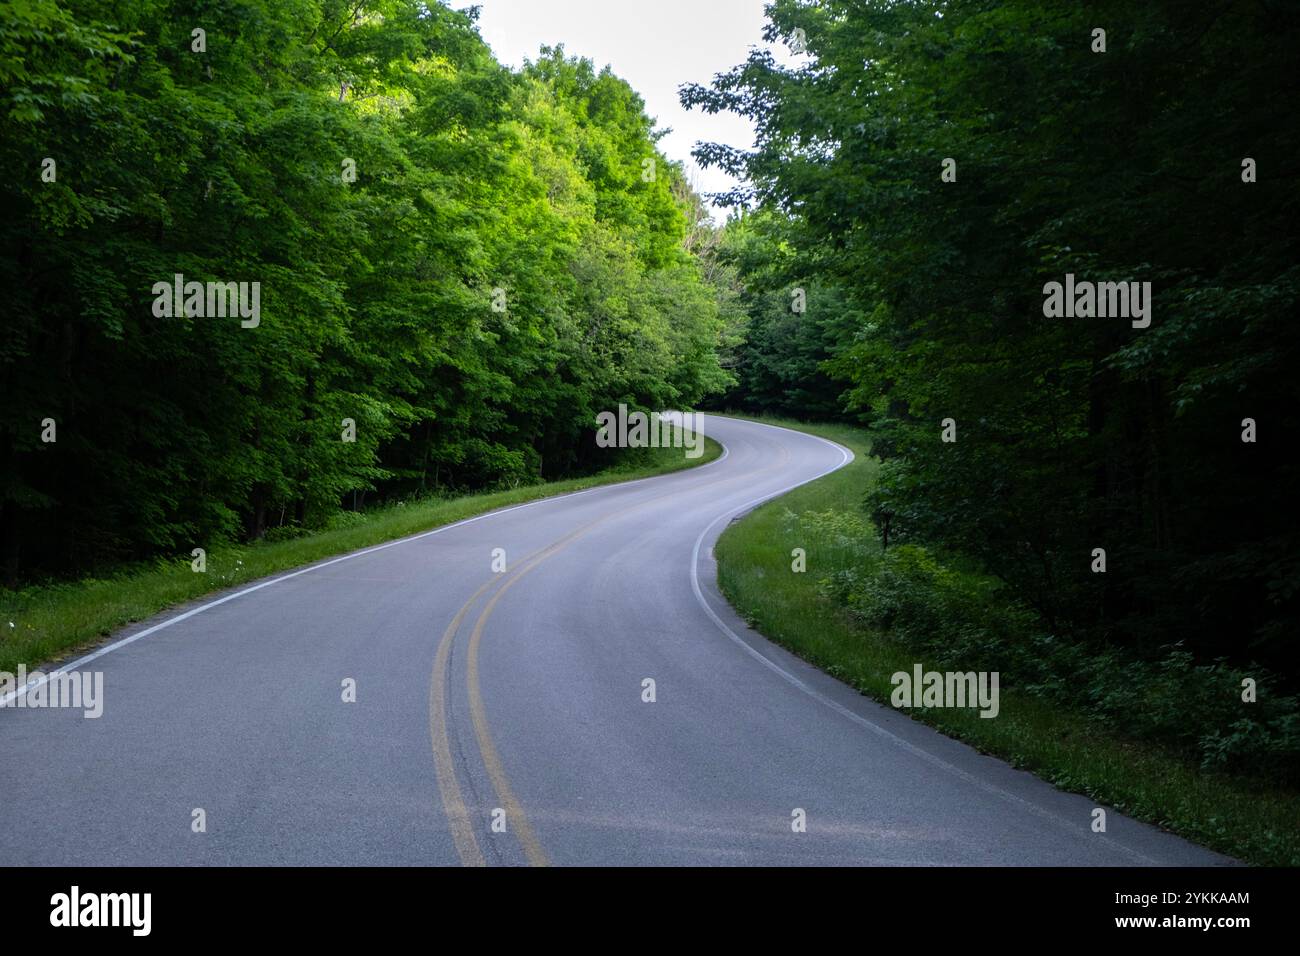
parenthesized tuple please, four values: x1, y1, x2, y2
(425, 440, 790, 866)
(427, 517, 621, 866)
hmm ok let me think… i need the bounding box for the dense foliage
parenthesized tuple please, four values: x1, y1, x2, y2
(0, 0, 730, 581)
(687, 0, 1300, 775)
(704, 208, 862, 419)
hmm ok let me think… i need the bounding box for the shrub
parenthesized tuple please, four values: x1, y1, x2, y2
(827, 539, 1300, 784)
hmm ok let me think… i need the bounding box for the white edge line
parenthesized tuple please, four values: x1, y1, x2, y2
(0, 419, 729, 707)
(688, 416, 1159, 866)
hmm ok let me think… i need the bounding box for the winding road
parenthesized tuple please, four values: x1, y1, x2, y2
(0, 415, 1230, 866)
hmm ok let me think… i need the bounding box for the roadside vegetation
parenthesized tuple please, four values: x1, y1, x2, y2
(714, 415, 1299, 867)
(1, 0, 742, 587)
(690, 0, 1299, 867)
(0, 433, 718, 674)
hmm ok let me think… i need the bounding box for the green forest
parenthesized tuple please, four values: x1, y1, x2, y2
(1, 0, 738, 582)
(685, 0, 1300, 786)
(2, 0, 1298, 794)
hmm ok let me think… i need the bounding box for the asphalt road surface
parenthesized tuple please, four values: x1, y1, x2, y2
(0, 415, 1231, 866)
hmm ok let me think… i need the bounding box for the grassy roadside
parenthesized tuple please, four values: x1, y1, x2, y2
(0, 432, 720, 674)
(713, 413, 1300, 866)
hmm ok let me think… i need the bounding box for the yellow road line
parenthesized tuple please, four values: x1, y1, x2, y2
(428, 576, 497, 867)
(464, 548, 562, 867)
(427, 534, 584, 867)
(432, 447, 789, 865)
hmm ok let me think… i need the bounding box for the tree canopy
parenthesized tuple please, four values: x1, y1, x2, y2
(686, 0, 1300, 735)
(0, 0, 733, 580)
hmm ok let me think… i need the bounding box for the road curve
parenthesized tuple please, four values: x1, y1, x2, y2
(0, 415, 1230, 866)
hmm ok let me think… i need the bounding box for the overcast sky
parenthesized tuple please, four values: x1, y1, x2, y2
(472, 0, 776, 213)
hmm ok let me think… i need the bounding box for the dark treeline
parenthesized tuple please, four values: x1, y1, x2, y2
(0, 0, 735, 582)
(688, 1, 1300, 777)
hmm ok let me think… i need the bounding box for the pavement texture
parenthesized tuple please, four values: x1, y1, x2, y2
(0, 415, 1233, 866)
